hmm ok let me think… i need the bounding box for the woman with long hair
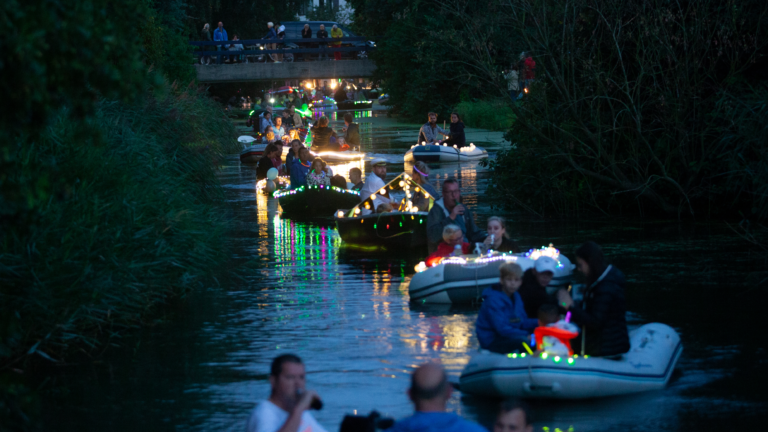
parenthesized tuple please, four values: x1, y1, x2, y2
(256, 143, 279, 180)
(557, 241, 630, 357)
(411, 161, 440, 211)
(200, 23, 212, 65)
(484, 216, 520, 253)
(309, 116, 339, 151)
(441, 112, 466, 148)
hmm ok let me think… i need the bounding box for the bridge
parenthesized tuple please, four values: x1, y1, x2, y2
(191, 37, 376, 83)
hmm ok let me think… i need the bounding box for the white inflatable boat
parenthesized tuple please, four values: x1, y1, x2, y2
(311, 150, 365, 163)
(459, 323, 682, 399)
(408, 246, 574, 304)
(404, 143, 488, 163)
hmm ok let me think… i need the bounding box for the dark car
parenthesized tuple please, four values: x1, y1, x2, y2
(280, 21, 374, 60)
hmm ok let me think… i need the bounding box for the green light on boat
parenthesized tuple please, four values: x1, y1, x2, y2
(520, 353, 526, 358)
(584, 355, 589, 359)
(374, 224, 377, 229)
(541, 352, 548, 359)
(553, 356, 561, 363)
(249, 110, 255, 115)
(567, 358, 574, 364)
(399, 222, 403, 227)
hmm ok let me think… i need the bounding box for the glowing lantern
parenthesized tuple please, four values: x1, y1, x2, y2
(337, 211, 344, 218)
(379, 189, 386, 195)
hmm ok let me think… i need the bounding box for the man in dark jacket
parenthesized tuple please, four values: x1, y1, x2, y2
(300, 24, 312, 61)
(316, 24, 329, 60)
(426, 178, 487, 253)
(342, 112, 360, 147)
(558, 264, 630, 357)
(518, 256, 558, 318)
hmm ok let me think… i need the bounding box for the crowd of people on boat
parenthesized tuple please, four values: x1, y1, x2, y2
(200, 21, 352, 65)
(246, 354, 534, 432)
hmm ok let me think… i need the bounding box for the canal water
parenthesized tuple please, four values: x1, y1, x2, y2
(44, 110, 767, 431)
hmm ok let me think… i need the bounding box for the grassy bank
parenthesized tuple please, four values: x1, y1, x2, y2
(1, 84, 237, 370)
(455, 99, 515, 131)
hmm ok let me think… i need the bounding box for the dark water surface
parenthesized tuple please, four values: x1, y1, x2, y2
(44, 111, 768, 431)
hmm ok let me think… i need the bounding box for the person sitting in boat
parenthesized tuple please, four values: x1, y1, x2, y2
(290, 147, 312, 188)
(260, 111, 274, 134)
(280, 109, 294, 129)
(271, 142, 285, 175)
(417, 112, 450, 145)
(476, 262, 539, 354)
(536, 304, 572, 357)
(256, 143, 280, 180)
(556, 241, 630, 357)
(310, 116, 340, 152)
(285, 140, 302, 175)
(359, 158, 390, 212)
(341, 112, 360, 147)
(334, 85, 348, 103)
(349, 167, 364, 191)
(518, 256, 559, 319)
(330, 174, 347, 189)
(494, 399, 533, 432)
(273, 116, 286, 140)
(412, 161, 440, 200)
(262, 127, 274, 143)
(484, 216, 521, 253)
(425, 224, 471, 266)
(387, 362, 487, 432)
(426, 178, 487, 253)
(307, 158, 332, 187)
(440, 113, 466, 148)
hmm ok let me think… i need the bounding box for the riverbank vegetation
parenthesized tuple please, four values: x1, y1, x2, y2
(1, 0, 237, 427)
(353, 0, 768, 220)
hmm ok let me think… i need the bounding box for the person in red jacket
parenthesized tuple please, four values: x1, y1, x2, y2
(523, 52, 536, 90)
(425, 224, 471, 266)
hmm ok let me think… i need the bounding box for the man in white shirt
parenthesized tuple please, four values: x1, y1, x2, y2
(245, 354, 328, 432)
(359, 158, 390, 213)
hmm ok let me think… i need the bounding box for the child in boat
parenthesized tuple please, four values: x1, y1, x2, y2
(537, 303, 579, 356)
(476, 262, 539, 354)
(425, 224, 471, 266)
(307, 158, 331, 187)
(289, 147, 311, 188)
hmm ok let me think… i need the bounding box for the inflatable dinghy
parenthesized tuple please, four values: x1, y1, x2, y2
(459, 323, 682, 399)
(337, 100, 373, 110)
(275, 185, 360, 220)
(404, 143, 488, 163)
(408, 246, 573, 304)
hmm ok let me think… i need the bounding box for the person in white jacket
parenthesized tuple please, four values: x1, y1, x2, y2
(503, 65, 520, 101)
(359, 158, 391, 213)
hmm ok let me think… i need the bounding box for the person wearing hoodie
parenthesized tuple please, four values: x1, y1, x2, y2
(557, 241, 630, 357)
(387, 362, 487, 432)
(518, 255, 559, 319)
(426, 178, 488, 253)
(290, 147, 312, 188)
(476, 263, 539, 353)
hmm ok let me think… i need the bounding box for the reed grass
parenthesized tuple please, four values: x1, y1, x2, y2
(455, 99, 515, 131)
(0, 83, 238, 366)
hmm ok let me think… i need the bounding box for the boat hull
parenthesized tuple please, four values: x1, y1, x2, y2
(276, 186, 361, 220)
(405, 144, 488, 163)
(240, 145, 291, 164)
(408, 255, 573, 304)
(459, 323, 682, 399)
(335, 212, 429, 249)
(337, 100, 373, 110)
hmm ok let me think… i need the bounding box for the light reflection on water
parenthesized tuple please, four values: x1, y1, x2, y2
(44, 111, 767, 432)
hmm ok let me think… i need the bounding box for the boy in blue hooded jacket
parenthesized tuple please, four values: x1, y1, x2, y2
(476, 262, 539, 353)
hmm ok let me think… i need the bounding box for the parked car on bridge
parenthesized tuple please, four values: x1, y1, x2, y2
(281, 21, 374, 60)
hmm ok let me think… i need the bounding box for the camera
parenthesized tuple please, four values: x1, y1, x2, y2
(339, 411, 395, 432)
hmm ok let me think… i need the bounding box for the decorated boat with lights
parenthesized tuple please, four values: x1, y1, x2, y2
(336, 100, 373, 110)
(408, 245, 574, 304)
(256, 176, 290, 195)
(335, 173, 434, 249)
(459, 322, 682, 399)
(404, 143, 488, 163)
(275, 185, 361, 220)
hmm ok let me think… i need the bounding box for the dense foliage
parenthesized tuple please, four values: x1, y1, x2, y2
(353, 0, 768, 219)
(1, 0, 239, 428)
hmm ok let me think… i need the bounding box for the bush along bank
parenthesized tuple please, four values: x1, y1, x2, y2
(0, 83, 238, 399)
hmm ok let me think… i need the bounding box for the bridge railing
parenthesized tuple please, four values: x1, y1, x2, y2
(189, 37, 374, 57)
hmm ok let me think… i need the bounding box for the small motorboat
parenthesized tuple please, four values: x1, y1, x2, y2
(408, 245, 574, 304)
(335, 173, 434, 249)
(459, 323, 682, 399)
(336, 100, 373, 110)
(275, 185, 361, 220)
(309, 97, 336, 109)
(404, 143, 488, 163)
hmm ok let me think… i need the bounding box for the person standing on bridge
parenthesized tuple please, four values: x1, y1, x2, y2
(213, 22, 228, 65)
(300, 24, 312, 62)
(331, 25, 343, 61)
(316, 25, 329, 61)
(264, 22, 281, 63)
(200, 23, 212, 65)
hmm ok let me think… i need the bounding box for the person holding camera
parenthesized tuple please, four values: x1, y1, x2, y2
(388, 362, 486, 432)
(245, 354, 327, 432)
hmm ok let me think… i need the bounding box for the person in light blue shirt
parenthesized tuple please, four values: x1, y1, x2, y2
(388, 363, 487, 432)
(213, 22, 228, 64)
